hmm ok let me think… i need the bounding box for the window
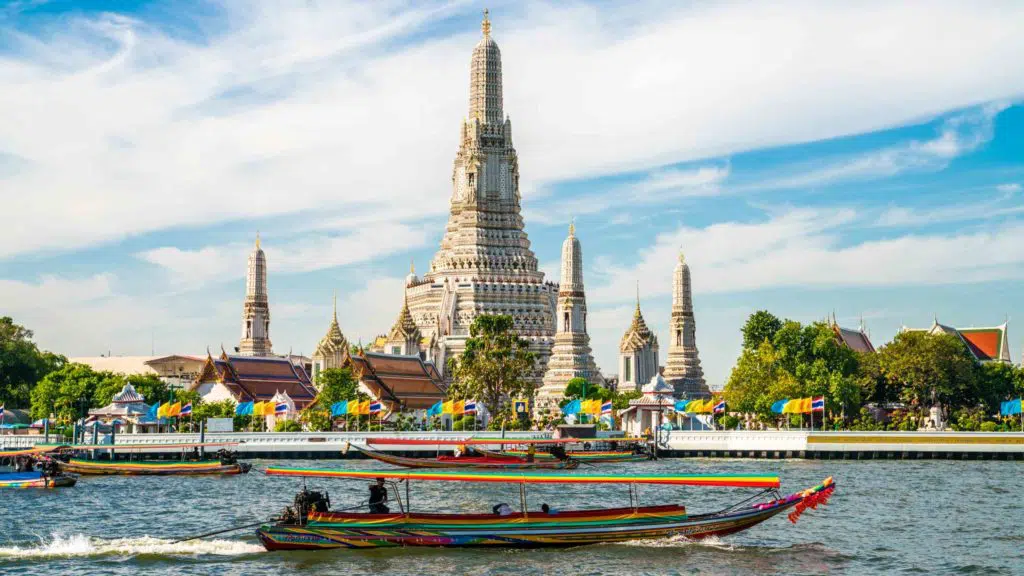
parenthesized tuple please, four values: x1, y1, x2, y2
(246, 320, 251, 338)
(624, 357, 632, 383)
(563, 312, 570, 332)
(392, 346, 401, 355)
(676, 329, 682, 346)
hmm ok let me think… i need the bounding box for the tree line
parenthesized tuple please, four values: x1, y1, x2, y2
(724, 311, 1024, 431)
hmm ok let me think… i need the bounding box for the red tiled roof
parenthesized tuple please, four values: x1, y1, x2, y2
(835, 327, 875, 353)
(348, 352, 445, 410)
(210, 356, 317, 406)
(958, 329, 1003, 362)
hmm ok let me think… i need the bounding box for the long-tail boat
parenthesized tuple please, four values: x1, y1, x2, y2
(256, 467, 836, 550)
(0, 448, 78, 488)
(368, 437, 650, 464)
(51, 443, 251, 476)
(346, 443, 579, 470)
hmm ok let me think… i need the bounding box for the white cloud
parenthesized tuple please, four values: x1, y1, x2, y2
(137, 223, 432, 288)
(0, 1, 1022, 257)
(997, 183, 1022, 193)
(589, 208, 1024, 304)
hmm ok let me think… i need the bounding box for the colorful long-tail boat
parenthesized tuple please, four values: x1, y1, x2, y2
(473, 447, 648, 463)
(256, 467, 836, 550)
(0, 448, 77, 488)
(346, 443, 579, 470)
(51, 443, 251, 476)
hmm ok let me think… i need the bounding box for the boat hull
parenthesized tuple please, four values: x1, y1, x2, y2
(256, 501, 796, 551)
(479, 448, 649, 464)
(0, 472, 78, 488)
(58, 459, 250, 476)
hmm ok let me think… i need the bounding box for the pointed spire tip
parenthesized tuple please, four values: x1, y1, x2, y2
(482, 8, 491, 37)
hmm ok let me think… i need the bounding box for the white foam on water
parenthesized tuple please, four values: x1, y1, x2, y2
(616, 534, 737, 550)
(0, 533, 264, 558)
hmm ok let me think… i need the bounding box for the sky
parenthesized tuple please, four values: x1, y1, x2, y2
(1, 0, 1023, 389)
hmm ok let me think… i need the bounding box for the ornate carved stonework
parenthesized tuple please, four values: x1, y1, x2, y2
(401, 12, 556, 384)
(311, 293, 349, 385)
(619, 290, 659, 392)
(663, 252, 710, 398)
(239, 234, 272, 357)
(538, 223, 603, 410)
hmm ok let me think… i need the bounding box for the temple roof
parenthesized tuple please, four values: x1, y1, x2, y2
(641, 373, 674, 396)
(314, 294, 349, 357)
(620, 300, 658, 352)
(191, 353, 317, 405)
(903, 319, 1011, 363)
(830, 317, 875, 354)
(347, 351, 445, 410)
(388, 295, 421, 342)
(112, 383, 145, 404)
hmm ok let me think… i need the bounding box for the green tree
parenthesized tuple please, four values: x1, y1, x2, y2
(446, 315, 536, 415)
(611, 389, 642, 410)
(878, 331, 978, 410)
(313, 368, 363, 406)
(30, 363, 120, 422)
(561, 377, 611, 403)
(741, 310, 783, 351)
(975, 362, 1021, 414)
(93, 373, 170, 407)
(0, 317, 66, 408)
(274, 419, 303, 432)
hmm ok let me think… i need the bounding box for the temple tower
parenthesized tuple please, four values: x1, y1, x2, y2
(402, 11, 556, 384)
(311, 292, 349, 384)
(239, 233, 272, 357)
(538, 222, 603, 407)
(663, 251, 710, 398)
(619, 288, 659, 391)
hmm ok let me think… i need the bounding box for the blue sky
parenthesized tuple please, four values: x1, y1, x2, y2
(1, 1, 1023, 388)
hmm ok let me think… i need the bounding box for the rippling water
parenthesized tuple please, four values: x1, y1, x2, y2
(1, 458, 1021, 575)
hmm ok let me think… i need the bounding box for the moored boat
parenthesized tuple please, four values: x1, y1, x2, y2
(53, 446, 251, 476)
(346, 443, 579, 470)
(475, 447, 648, 463)
(256, 467, 836, 550)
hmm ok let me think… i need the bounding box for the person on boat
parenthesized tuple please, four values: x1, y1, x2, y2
(492, 503, 513, 516)
(526, 443, 535, 463)
(541, 503, 558, 515)
(368, 478, 389, 514)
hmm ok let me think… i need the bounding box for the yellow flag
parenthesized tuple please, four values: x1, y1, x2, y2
(453, 400, 465, 415)
(254, 401, 265, 416)
(347, 399, 360, 414)
(157, 402, 169, 418)
(588, 399, 602, 415)
(168, 402, 181, 417)
(442, 400, 454, 415)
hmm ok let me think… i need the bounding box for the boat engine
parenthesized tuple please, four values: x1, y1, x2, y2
(548, 446, 568, 460)
(39, 458, 60, 477)
(217, 449, 239, 465)
(287, 489, 331, 525)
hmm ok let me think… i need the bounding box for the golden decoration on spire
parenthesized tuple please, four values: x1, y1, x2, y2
(678, 248, 685, 264)
(482, 8, 491, 37)
(410, 258, 415, 274)
(255, 231, 261, 250)
(568, 217, 575, 236)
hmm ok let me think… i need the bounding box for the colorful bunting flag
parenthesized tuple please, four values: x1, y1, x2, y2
(180, 403, 192, 417)
(235, 401, 254, 416)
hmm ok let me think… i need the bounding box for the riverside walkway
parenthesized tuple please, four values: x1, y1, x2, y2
(4, 430, 1024, 459)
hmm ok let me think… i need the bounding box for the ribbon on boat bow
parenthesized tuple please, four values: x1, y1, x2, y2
(787, 477, 835, 524)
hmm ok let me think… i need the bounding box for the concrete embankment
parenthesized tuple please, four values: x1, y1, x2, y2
(4, 430, 1024, 459)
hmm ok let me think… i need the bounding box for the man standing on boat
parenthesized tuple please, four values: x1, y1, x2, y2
(369, 478, 389, 514)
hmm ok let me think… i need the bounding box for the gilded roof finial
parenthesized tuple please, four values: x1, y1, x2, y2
(678, 247, 685, 264)
(410, 258, 415, 274)
(482, 8, 491, 37)
(255, 230, 261, 250)
(635, 280, 640, 310)
(569, 217, 575, 236)
(333, 290, 338, 320)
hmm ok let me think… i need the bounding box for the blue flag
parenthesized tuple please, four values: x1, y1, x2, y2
(235, 401, 254, 416)
(1000, 398, 1022, 416)
(561, 399, 581, 415)
(771, 399, 789, 414)
(146, 403, 159, 419)
(331, 401, 347, 417)
(427, 401, 442, 417)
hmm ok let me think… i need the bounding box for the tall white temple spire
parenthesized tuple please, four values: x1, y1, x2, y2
(663, 250, 709, 398)
(392, 12, 556, 386)
(539, 222, 602, 406)
(239, 233, 272, 356)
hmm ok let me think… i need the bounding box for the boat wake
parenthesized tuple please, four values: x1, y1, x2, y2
(616, 535, 737, 550)
(0, 533, 264, 559)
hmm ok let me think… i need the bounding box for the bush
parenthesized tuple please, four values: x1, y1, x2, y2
(950, 407, 985, 432)
(274, 419, 302, 432)
(719, 415, 740, 430)
(452, 415, 480, 431)
(980, 421, 998, 432)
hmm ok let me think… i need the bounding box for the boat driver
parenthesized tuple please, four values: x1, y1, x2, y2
(368, 478, 390, 514)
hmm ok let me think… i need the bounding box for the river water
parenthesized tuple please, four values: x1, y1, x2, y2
(1, 458, 1020, 575)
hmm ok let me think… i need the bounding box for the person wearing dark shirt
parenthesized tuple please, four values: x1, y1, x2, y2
(368, 478, 390, 514)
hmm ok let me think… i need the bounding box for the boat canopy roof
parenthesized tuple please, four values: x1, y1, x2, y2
(37, 442, 239, 452)
(0, 447, 59, 457)
(366, 437, 646, 446)
(264, 467, 780, 488)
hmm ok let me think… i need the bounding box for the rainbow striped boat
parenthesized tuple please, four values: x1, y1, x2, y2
(348, 443, 578, 470)
(0, 471, 77, 488)
(58, 458, 250, 476)
(476, 448, 648, 463)
(257, 467, 836, 550)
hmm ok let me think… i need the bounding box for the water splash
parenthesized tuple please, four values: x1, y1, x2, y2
(0, 533, 263, 559)
(616, 534, 737, 550)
